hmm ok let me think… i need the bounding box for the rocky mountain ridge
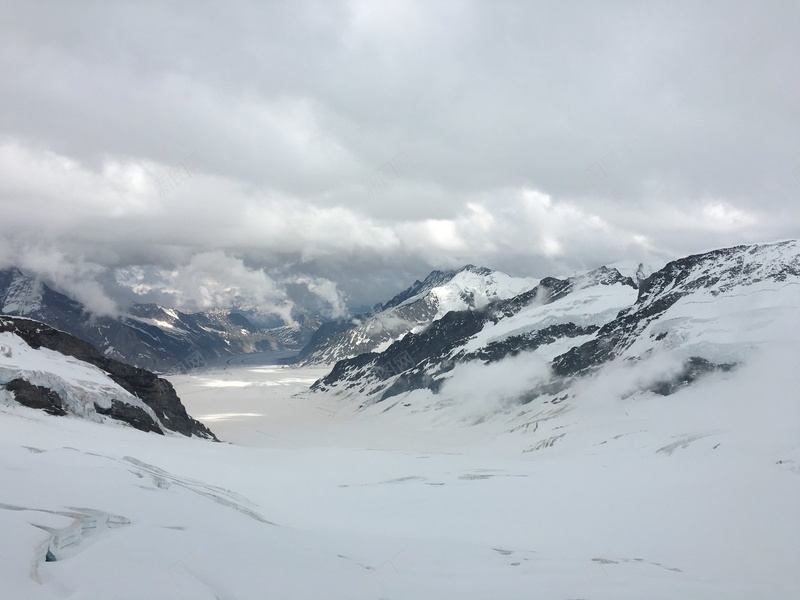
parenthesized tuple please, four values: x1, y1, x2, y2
(296, 265, 538, 365)
(0, 267, 320, 372)
(311, 240, 800, 416)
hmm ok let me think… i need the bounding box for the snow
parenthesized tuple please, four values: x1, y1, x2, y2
(129, 316, 177, 330)
(1, 341, 798, 599)
(424, 269, 538, 318)
(464, 280, 637, 352)
(0, 330, 162, 425)
(304, 267, 537, 364)
(1, 244, 799, 598)
(1, 271, 43, 314)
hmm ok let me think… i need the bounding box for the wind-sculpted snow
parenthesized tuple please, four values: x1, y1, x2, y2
(0, 501, 130, 582)
(122, 456, 275, 524)
(1, 327, 798, 598)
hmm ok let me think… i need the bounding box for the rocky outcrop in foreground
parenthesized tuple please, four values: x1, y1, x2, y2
(0, 317, 217, 440)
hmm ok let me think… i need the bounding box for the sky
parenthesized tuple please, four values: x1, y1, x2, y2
(1, 0, 798, 318)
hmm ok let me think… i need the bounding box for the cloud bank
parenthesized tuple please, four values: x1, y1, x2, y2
(0, 1, 797, 310)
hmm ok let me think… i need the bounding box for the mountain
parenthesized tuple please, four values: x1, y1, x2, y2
(295, 265, 537, 365)
(0, 267, 321, 372)
(1, 242, 798, 599)
(0, 316, 216, 439)
(311, 240, 800, 416)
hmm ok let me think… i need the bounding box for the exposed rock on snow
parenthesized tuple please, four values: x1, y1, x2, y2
(312, 240, 800, 413)
(296, 265, 537, 365)
(312, 265, 637, 402)
(0, 317, 216, 439)
(0, 267, 320, 372)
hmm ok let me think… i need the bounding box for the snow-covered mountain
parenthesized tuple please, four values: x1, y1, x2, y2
(312, 240, 800, 417)
(1, 241, 798, 599)
(296, 265, 537, 365)
(0, 267, 321, 372)
(0, 316, 215, 439)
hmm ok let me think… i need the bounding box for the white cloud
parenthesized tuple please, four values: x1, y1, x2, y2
(437, 352, 552, 425)
(114, 251, 349, 323)
(0, 242, 120, 317)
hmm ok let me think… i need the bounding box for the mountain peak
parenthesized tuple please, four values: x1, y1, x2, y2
(457, 264, 494, 277)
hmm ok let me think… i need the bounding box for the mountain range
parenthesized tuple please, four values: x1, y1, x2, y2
(0, 267, 320, 372)
(311, 240, 800, 428)
(296, 265, 538, 365)
(1, 239, 798, 598)
(4, 239, 799, 433)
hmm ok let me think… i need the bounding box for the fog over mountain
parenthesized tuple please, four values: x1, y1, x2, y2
(1, 1, 798, 313)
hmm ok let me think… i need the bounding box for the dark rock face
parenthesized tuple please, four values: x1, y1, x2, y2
(375, 268, 463, 313)
(648, 357, 736, 396)
(4, 379, 67, 416)
(554, 242, 800, 379)
(0, 317, 217, 439)
(95, 400, 164, 435)
(294, 319, 358, 363)
(465, 323, 600, 364)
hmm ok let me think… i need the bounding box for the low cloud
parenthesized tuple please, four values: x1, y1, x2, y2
(437, 353, 552, 425)
(0, 242, 121, 317)
(114, 251, 349, 323)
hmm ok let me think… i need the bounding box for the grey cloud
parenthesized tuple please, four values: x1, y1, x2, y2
(1, 1, 798, 310)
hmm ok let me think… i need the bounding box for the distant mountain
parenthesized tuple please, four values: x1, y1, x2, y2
(0, 316, 216, 439)
(295, 265, 537, 365)
(0, 267, 322, 372)
(311, 240, 800, 415)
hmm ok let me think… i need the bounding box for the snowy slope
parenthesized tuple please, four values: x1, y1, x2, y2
(1, 346, 797, 599)
(312, 241, 799, 415)
(396, 265, 538, 318)
(0, 329, 159, 423)
(553, 240, 800, 378)
(0, 316, 215, 439)
(312, 265, 637, 403)
(297, 265, 537, 365)
(1, 241, 798, 599)
(0, 267, 44, 314)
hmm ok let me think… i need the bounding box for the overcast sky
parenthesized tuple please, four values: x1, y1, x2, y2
(1, 0, 798, 317)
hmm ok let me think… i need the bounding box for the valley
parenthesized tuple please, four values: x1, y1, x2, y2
(2, 241, 799, 599)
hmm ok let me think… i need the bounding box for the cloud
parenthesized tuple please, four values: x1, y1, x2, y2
(436, 352, 552, 425)
(285, 275, 349, 319)
(114, 251, 349, 323)
(0, 242, 121, 317)
(0, 1, 798, 307)
(115, 251, 289, 315)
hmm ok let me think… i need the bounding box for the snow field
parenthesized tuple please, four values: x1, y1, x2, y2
(1, 349, 797, 599)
